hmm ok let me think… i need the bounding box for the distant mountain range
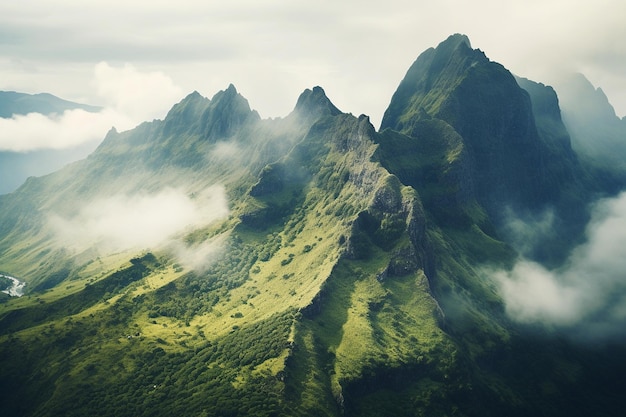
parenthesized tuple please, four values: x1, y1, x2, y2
(1, 34, 625, 416)
(0, 91, 101, 194)
(552, 73, 626, 174)
(0, 91, 100, 117)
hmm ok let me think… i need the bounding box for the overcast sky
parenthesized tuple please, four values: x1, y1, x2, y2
(1, 0, 625, 150)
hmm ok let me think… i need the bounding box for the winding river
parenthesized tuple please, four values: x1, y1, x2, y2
(0, 273, 26, 297)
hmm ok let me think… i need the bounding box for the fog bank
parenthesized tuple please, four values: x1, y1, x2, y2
(49, 186, 229, 257)
(492, 191, 626, 340)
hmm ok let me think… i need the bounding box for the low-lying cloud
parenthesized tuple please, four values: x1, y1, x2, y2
(169, 235, 227, 273)
(501, 206, 556, 258)
(0, 62, 182, 152)
(492, 192, 626, 340)
(0, 108, 133, 152)
(49, 186, 229, 261)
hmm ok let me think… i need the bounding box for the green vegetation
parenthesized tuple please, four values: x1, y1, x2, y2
(1, 35, 625, 417)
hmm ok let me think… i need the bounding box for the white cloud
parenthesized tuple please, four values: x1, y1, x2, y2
(0, 108, 132, 152)
(2, 0, 625, 124)
(493, 192, 626, 339)
(492, 261, 585, 325)
(93, 62, 183, 121)
(208, 141, 241, 161)
(0, 62, 183, 152)
(49, 186, 229, 255)
(169, 235, 226, 272)
(500, 207, 556, 257)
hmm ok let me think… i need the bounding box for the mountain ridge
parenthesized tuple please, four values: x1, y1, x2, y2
(1, 34, 625, 417)
(0, 91, 101, 117)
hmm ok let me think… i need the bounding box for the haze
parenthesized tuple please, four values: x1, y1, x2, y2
(491, 192, 626, 341)
(48, 186, 229, 266)
(1, 0, 625, 132)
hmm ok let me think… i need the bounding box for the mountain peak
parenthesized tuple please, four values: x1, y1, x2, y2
(209, 84, 247, 108)
(380, 34, 587, 231)
(174, 90, 208, 107)
(161, 91, 211, 136)
(200, 85, 260, 140)
(440, 33, 472, 50)
(380, 34, 487, 133)
(292, 86, 341, 119)
(2, 35, 626, 417)
(554, 72, 618, 121)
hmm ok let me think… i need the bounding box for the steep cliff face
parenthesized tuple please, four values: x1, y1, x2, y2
(379, 34, 601, 266)
(381, 34, 555, 216)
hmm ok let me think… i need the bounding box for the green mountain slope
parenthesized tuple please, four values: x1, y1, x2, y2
(1, 35, 625, 417)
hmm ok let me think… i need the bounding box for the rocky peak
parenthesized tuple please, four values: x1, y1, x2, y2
(161, 91, 211, 137)
(200, 84, 261, 140)
(292, 86, 342, 120)
(554, 72, 626, 175)
(380, 34, 487, 134)
(438, 33, 472, 52)
(515, 77, 563, 121)
(516, 76, 575, 157)
(555, 73, 620, 123)
(378, 34, 592, 233)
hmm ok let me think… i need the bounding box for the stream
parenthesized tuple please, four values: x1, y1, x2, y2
(0, 273, 26, 297)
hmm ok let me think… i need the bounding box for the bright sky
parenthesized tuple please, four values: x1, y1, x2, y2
(1, 0, 625, 151)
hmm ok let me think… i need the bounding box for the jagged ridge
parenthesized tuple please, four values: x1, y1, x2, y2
(0, 34, 625, 417)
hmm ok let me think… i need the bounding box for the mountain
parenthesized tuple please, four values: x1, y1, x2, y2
(0, 91, 102, 195)
(550, 73, 626, 179)
(1, 35, 625, 417)
(0, 91, 100, 117)
(379, 34, 597, 264)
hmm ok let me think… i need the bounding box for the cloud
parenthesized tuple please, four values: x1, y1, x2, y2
(169, 235, 226, 272)
(49, 186, 229, 256)
(492, 261, 585, 326)
(0, 108, 133, 152)
(208, 141, 241, 161)
(500, 207, 556, 257)
(2, 1, 625, 125)
(93, 62, 183, 121)
(492, 191, 626, 340)
(0, 62, 183, 152)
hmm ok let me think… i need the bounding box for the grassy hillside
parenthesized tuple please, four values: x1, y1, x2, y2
(0, 99, 463, 416)
(1, 38, 626, 416)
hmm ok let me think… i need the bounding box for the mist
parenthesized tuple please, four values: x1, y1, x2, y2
(0, 108, 132, 152)
(0, 62, 185, 194)
(550, 73, 626, 171)
(492, 192, 626, 341)
(169, 234, 227, 272)
(49, 186, 229, 261)
(500, 206, 556, 258)
(0, 62, 182, 153)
